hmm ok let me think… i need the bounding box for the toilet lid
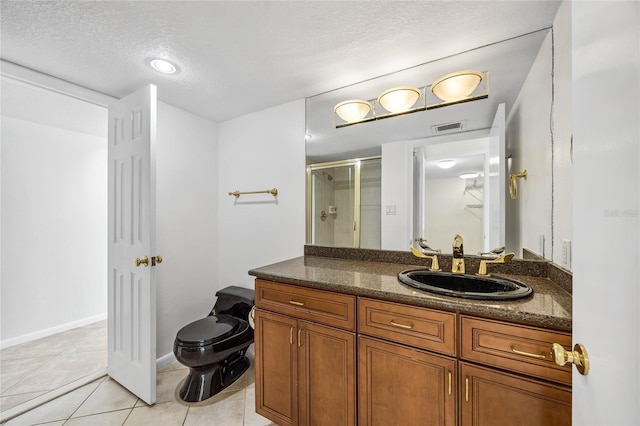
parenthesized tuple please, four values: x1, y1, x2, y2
(175, 315, 240, 347)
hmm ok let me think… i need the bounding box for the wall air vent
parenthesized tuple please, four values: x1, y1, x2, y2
(432, 120, 466, 135)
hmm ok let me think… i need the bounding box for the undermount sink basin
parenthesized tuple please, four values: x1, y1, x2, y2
(398, 269, 533, 300)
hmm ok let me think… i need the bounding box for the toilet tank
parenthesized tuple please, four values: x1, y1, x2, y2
(210, 286, 254, 320)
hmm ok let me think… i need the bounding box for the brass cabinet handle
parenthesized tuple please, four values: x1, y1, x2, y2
(510, 344, 547, 360)
(389, 320, 414, 330)
(551, 343, 590, 375)
(135, 256, 149, 267)
(465, 377, 469, 402)
(298, 329, 303, 347)
(448, 371, 452, 396)
(289, 327, 294, 345)
(289, 300, 304, 306)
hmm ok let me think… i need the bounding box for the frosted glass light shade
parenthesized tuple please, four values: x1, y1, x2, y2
(459, 172, 480, 179)
(377, 86, 421, 113)
(437, 159, 457, 169)
(432, 70, 483, 102)
(334, 100, 372, 123)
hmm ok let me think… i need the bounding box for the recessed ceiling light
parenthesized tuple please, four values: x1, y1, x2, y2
(459, 172, 480, 179)
(437, 159, 456, 169)
(149, 58, 177, 74)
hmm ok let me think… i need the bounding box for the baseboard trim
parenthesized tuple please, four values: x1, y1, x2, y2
(0, 313, 107, 350)
(0, 369, 107, 424)
(156, 351, 177, 371)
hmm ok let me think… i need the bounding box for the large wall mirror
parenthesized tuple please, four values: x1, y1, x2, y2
(306, 27, 567, 263)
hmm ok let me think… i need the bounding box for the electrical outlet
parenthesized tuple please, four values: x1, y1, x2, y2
(385, 205, 397, 215)
(562, 239, 572, 269)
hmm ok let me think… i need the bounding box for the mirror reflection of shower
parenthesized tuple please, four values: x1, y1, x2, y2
(307, 157, 381, 248)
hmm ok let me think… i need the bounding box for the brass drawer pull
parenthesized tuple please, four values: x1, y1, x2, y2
(390, 320, 414, 330)
(465, 377, 469, 402)
(510, 344, 547, 360)
(289, 300, 305, 306)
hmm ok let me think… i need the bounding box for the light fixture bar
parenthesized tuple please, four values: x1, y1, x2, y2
(333, 70, 489, 128)
(335, 105, 427, 128)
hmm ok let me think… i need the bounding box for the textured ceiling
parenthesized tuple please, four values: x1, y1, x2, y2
(1, 1, 560, 123)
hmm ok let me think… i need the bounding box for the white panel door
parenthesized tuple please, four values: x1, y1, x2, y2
(572, 2, 639, 424)
(107, 85, 157, 405)
(487, 103, 505, 250)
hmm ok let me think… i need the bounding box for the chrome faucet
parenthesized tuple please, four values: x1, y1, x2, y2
(452, 234, 465, 274)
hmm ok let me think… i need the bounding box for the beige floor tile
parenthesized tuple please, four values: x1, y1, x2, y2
(0, 390, 48, 412)
(155, 369, 188, 405)
(65, 408, 131, 426)
(183, 389, 245, 426)
(123, 400, 188, 426)
(4, 350, 106, 395)
(158, 361, 187, 373)
(72, 379, 138, 418)
(0, 357, 50, 395)
(3, 381, 99, 426)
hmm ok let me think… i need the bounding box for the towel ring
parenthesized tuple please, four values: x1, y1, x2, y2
(509, 170, 528, 199)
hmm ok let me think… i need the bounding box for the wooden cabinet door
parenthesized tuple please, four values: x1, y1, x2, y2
(358, 336, 456, 426)
(298, 321, 356, 426)
(254, 309, 298, 426)
(460, 362, 571, 426)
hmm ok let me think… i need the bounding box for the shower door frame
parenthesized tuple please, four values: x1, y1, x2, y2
(306, 156, 379, 248)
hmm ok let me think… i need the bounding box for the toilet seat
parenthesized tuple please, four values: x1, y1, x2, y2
(175, 314, 243, 348)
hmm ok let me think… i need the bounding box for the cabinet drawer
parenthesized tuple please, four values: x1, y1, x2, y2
(255, 279, 356, 331)
(358, 297, 456, 356)
(461, 316, 572, 385)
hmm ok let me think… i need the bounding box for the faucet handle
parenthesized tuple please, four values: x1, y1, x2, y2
(416, 238, 441, 254)
(410, 247, 441, 271)
(477, 252, 515, 276)
(477, 246, 506, 258)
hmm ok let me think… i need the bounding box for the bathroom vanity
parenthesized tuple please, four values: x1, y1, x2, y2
(249, 247, 572, 426)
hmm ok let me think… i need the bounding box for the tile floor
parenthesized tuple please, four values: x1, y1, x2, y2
(1, 321, 108, 415)
(2, 322, 274, 426)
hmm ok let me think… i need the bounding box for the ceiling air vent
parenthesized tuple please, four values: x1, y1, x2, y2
(432, 120, 466, 135)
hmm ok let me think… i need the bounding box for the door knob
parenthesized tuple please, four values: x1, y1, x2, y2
(551, 343, 590, 375)
(152, 255, 163, 266)
(135, 256, 149, 267)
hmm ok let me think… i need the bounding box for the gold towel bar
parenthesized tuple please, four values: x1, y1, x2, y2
(228, 188, 278, 198)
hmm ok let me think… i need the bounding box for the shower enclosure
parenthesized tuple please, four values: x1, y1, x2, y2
(306, 157, 381, 249)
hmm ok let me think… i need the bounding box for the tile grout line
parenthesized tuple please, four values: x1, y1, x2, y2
(0, 370, 107, 424)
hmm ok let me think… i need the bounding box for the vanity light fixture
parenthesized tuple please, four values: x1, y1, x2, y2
(431, 70, 483, 102)
(437, 159, 457, 169)
(334, 100, 372, 123)
(148, 58, 178, 74)
(459, 172, 480, 179)
(377, 86, 422, 113)
(333, 70, 488, 128)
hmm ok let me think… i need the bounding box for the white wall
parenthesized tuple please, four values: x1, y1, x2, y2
(0, 77, 108, 347)
(155, 102, 218, 358)
(505, 32, 553, 260)
(424, 177, 483, 253)
(572, 1, 639, 423)
(218, 100, 306, 289)
(551, 1, 572, 268)
(381, 140, 413, 250)
(505, 5, 572, 266)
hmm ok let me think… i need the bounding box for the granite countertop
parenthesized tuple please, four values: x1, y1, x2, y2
(248, 252, 572, 332)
